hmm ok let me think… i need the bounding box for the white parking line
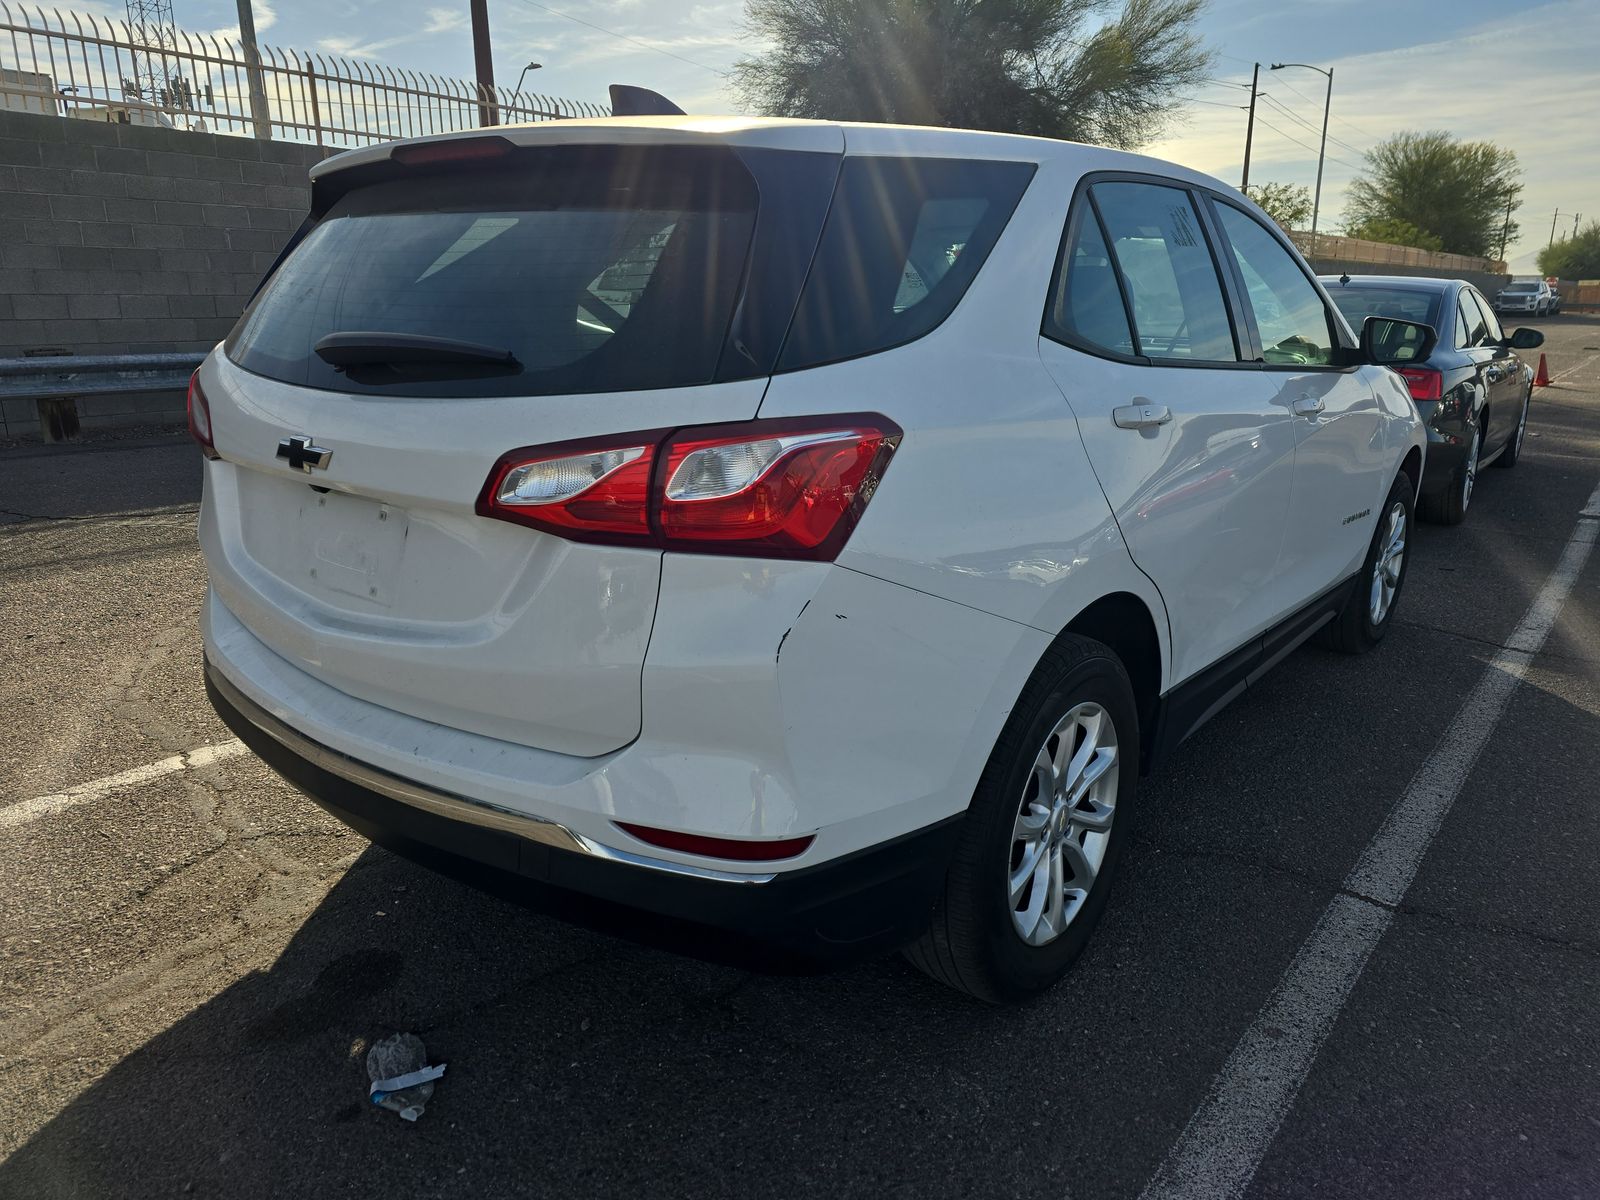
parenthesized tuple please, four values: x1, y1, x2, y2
(0, 740, 246, 831)
(1141, 480, 1600, 1200)
(1550, 353, 1599, 384)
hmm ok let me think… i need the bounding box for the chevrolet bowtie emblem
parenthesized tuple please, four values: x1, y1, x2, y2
(276, 435, 332, 473)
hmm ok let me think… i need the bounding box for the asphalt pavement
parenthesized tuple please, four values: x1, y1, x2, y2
(2, 317, 1598, 1199)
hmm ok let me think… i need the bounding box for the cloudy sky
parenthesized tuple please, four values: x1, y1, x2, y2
(169, 0, 1599, 271)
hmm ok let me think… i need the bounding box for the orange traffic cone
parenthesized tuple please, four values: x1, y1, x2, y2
(1534, 353, 1551, 388)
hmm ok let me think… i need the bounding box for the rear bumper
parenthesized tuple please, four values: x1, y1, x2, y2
(206, 659, 961, 965)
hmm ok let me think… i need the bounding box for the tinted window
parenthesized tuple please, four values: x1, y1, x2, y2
(1214, 203, 1334, 366)
(1093, 182, 1236, 361)
(1469, 290, 1504, 343)
(1460, 294, 1490, 348)
(1455, 301, 1471, 349)
(227, 146, 759, 398)
(1047, 208, 1135, 355)
(778, 157, 1035, 371)
(1326, 285, 1440, 333)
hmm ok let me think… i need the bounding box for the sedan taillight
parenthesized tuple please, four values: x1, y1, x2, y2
(1395, 366, 1442, 402)
(477, 415, 901, 561)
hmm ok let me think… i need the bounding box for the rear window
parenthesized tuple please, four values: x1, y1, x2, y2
(225, 146, 759, 398)
(777, 156, 1035, 371)
(1328, 286, 1440, 331)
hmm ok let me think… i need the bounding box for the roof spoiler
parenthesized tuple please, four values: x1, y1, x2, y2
(608, 84, 685, 117)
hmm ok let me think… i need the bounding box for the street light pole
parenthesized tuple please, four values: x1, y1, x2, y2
(514, 60, 542, 99)
(1271, 62, 1333, 260)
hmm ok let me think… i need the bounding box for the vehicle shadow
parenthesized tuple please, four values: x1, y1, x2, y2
(0, 840, 1041, 1199)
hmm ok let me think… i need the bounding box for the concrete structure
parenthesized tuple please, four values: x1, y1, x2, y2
(0, 107, 326, 436)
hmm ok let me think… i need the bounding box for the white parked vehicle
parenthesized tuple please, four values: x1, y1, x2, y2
(192, 112, 1428, 1001)
(1495, 279, 1554, 316)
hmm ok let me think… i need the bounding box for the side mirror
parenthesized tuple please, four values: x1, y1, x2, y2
(1361, 315, 1437, 366)
(1506, 327, 1544, 350)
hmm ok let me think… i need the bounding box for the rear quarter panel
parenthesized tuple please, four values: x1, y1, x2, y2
(755, 148, 1174, 691)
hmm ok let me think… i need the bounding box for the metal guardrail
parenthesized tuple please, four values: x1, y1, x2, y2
(0, 4, 608, 148)
(0, 351, 203, 401)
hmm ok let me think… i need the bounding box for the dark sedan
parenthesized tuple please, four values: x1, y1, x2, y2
(1321, 275, 1544, 524)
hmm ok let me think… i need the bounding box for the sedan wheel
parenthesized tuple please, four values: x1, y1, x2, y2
(1494, 390, 1530, 469)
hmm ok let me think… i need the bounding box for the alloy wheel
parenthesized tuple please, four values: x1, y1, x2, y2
(1515, 394, 1529, 455)
(1369, 500, 1407, 625)
(1009, 702, 1120, 947)
(1462, 427, 1479, 512)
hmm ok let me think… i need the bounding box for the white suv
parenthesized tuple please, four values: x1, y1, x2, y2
(1496, 280, 1554, 316)
(192, 116, 1428, 1001)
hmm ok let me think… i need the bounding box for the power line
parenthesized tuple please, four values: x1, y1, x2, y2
(510, 0, 731, 76)
(1253, 117, 1363, 172)
(1258, 91, 1367, 159)
(1271, 70, 1377, 142)
(1257, 92, 1368, 160)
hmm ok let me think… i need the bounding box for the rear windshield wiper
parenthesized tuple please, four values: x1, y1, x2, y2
(314, 331, 520, 369)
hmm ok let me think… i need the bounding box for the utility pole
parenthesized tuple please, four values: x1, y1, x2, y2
(235, 0, 272, 140)
(1497, 195, 1513, 264)
(1575, 213, 1583, 240)
(470, 0, 498, 127)
(1240, 62, 1260, 191)
(1549, 208, 1561, 249)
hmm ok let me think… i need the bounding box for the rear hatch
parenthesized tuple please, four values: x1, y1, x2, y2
(199, 132, 841, 757)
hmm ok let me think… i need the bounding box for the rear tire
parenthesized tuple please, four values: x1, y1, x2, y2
(904, 635, 1139, 1003)
(1321, 470, 1413, 654)
(1493, 388, 1530, 469)
(1419, 424, 1478, 526)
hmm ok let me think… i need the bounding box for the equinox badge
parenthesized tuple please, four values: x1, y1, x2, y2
(276, 435, 332, 473)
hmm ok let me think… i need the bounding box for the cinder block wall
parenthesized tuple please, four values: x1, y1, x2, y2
(0, 108, 328, 360)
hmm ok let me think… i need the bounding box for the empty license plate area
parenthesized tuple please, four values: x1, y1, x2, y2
(294, 490, 408, 608)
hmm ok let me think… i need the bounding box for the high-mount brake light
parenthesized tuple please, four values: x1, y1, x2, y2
(186, 371, 219, 459)
(477, 416, 901, 560)
(391, 136, 513, 167)
(1395, 366, 1442, 402)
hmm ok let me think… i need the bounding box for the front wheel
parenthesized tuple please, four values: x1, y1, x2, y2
(1321, 471, 1413, 654)
(904, 635, 1139, 1003)
(1493, 388, 1530, 469)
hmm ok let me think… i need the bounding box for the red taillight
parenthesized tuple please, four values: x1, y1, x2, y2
(477, 415, 901, 561)
(477, 432, 665, 543)
(1395, 366, 1442, 402)
(615, 821, 815, 862)
(186, 371, 219, 459)
(391, 135, 513, 167)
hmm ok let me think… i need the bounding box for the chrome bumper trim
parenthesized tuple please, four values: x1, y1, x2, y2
(207, 660, 777, 885)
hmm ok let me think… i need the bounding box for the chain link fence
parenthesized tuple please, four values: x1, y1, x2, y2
(0, 4, 608, 148)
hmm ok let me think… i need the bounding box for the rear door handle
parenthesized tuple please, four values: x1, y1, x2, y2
(1291, 395, 1325, 417)
(1112, 403, 1173, 430)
